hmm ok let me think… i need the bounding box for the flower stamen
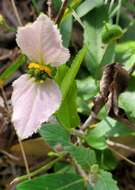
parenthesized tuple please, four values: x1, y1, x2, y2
(28, 63, 52, 77)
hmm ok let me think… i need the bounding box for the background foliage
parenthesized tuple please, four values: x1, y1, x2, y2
(0, 0, 135, 189)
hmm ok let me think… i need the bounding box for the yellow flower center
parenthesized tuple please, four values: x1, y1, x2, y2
(28, 63, 52, 77)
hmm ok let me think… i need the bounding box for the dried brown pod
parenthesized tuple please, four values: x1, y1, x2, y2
(106, 63, 130, 116)
(82, 63, 135, 131)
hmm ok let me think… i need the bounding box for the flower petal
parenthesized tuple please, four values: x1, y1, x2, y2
(16, 14, 70, 66)
(11, 74, 61, 139)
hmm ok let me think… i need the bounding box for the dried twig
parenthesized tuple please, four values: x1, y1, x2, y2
(109, 146, 135, 166)
(107, 139, 135, 153)
(111, 113, 135, 131)
(81, 96, 104, 130)
(0, 51, 12, 61)
(0, 150, 19, 161)
(11, 0, 22, 26)
(55, 0, 68, 24)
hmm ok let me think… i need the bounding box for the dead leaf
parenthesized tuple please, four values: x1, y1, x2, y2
(10, 137, 51, 166)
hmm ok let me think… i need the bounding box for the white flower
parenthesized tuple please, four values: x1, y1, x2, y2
(11, 14, 70, 140)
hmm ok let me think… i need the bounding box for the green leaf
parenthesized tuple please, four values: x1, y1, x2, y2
(52, 0, 62, 13)
(115, 41, 135, 54)
(83, 5, 108, 79)
(54, 162, 76, 174)
(31, 0, 40, 14)
(86, 135, 107, 150)
(121, 23, 135, 42)
(63, 0, 81, 19)
(76, 0, 103, 18)
(55, 65, 80, 129)
(102, 24, 123, 44)
(115, 42, 135, 64)
(67, 146, 96, 170)
(128, 75, 135, 91)
(87, 185, 93, 190)
(100, 42, 115, 67)
(119, 91, 135, 119)
(61, 46, 87, 100)
(17, 173, 84, 190)
(60, 14, 73, 47)
(85, 117, 134, 150)
(77, 77, 98, 100)
(86, 118, 112, 138)
(107, 120, 134, 137)
(96, 149, 118, 170)
(0, 54, 26, 85)
(93, 170, 119, 190)
(77, 77, 98, 115)
(123, 54, 135, 70)
(87, 117, 134, 138)
(55, 64, 69, 86)
(77, 96, 92, 115)
(39, 123, 70, 149)
(56, 82, 80, 128)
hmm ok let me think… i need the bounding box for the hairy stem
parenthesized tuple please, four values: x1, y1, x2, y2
(18, 138, 31, 180)
(11, 153, 65, 184)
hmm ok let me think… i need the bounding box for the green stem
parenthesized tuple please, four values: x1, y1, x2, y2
(123, 19, 135, 34)
(31, 0, 40, 14)
(11, 153, 65, 184)
(104, 21, 109, 32)
(104, 0, 109, 4)
(109, 0, 115, 13)
(116, 0, 122, 25)
(55, 0, 68, 24)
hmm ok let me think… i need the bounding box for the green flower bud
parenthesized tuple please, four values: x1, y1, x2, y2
(102, 23, 123, 44)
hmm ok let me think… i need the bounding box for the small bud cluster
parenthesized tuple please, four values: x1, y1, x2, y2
(102, 22, 123, 44)
(27, 63, 56, 83)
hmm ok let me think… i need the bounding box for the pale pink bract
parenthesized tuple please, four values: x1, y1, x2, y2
(16, 14, 70, 66)
(11, 14, 70, 140)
